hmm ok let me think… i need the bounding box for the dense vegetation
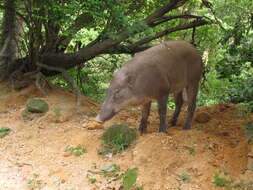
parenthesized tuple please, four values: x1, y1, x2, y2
(0, 0, 252, 110)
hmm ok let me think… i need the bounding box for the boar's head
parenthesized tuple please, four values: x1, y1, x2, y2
(95, 69, 140, 123)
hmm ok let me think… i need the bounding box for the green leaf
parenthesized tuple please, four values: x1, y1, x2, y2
(0, 127, 11, 138)
(123, 168, 138, 190)
(88, 178, 97, 183)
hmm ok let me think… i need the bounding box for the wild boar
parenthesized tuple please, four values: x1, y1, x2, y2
(95, 40, 203, 133)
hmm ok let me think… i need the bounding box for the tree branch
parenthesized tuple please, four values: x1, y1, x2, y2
(56, 12, 94, 51)
(104, 19, 211, 54)
(103, 45, 151, 54)
(80, 1, 189, 58)
(126, 0, 145, 15)
(150, 14, 206, 27)
(130, 19, 210, 48)
(145, 0, 187, 24)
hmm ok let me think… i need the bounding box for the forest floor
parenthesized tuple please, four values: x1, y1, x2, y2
(0, 82, 253, 190)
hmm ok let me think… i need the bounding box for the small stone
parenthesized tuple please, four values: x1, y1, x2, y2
(247, 158, 253, 171)
(195, 112, 211, 123)
(248, 148, 253, 157)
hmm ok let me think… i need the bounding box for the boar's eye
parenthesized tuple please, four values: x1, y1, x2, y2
(114, 89, 121, 99)
(115, 89, 120, 94)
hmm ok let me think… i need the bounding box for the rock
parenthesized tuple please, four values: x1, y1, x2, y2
(21, 108, 45, 120)
(248, 147, 253, 157)
(195, 112, 211, 123)
(26, 98, 49, 113)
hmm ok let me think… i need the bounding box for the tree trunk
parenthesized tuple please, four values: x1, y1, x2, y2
(0, 0, 17, 79)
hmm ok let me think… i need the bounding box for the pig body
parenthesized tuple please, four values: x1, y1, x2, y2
(96, 40, 203, 133)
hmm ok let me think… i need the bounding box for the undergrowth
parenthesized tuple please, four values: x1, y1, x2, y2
(98, 124, 137, 155)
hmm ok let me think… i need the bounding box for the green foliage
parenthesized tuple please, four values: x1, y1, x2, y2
(27, 173, 42, 189)
(123, 168, 138, 190)
(98, 124, 137, 155)
(198, 68, 253, 107)
(233, 179, 253, 190)
(185, 146, 196, 156)
(224, 74, 253, 112)
(179, 173, 191, 182)
(0, 127, 11, 138)
(65, 145, 86, 156)
(50, 54, 130, 101)
(195, 125, 205, 131)
(96, 165, 141, 189)
(212, 171, 233, 188)
(100, 164, 121, 179)
(88, 178, 97, 184)
(213, 0, 253, 79)
(53, 107, 61, 117)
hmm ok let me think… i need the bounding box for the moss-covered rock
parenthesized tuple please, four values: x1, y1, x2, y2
(26, 98, 49, 113)
(21, 108, 45, 121)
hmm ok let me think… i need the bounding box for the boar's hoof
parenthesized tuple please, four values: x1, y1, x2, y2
(159, 125, 168, 133)
(167, 122, 177, 128)
(138, 123, 147, 134)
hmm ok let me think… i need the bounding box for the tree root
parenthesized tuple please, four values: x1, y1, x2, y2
(36, 62, 81, 106)
(35, 72, 49, 96)
(9, 64, 26, 90)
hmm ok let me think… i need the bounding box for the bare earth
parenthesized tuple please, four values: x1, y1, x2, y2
(0, 83, 252, 190)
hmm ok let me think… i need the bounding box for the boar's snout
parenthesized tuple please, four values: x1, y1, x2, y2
(95, 104, 117, 123)
(95, 115, 104, 123)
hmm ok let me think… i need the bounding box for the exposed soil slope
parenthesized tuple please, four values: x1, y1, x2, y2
(0, 83, 252, 190)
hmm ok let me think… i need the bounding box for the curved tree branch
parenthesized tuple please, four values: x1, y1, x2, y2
(132, 19, 210, 48)
(105, 19, 211, 54)
(150, 14, 207, 27)
(145, 0, 187, 24)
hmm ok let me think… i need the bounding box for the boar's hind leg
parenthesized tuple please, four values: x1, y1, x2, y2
(183, 84, 199, 130)
(158, 95, 169, 133)
(139, 101, 151, 134)
(169, 91, 183, 127)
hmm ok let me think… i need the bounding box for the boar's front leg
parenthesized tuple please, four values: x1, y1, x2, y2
(158, 95, 168, 132)
(139, 101, 151, 134)
(183, 84, 199, 130)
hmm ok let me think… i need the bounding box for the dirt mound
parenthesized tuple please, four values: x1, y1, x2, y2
(0, 83, 253, 190)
